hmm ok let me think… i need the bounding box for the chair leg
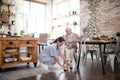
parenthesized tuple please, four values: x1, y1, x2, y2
(110, 59, 115, 73)
(73, 53, 78, 71)
(90, 51, 94, 61)
(108, 54, 115, 73)
(83, 50, 98, 64)
(104, 55, 107, 65)
(95, 52, 99, 62)
(90, 50, 98, 62)
(82, 52, 85, 61)
(116, 56, 120, 70)
(84, 52, 88, 64)
(118, 61, 120, 70)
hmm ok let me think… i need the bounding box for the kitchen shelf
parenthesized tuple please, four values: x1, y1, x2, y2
(0, 12, 15, 16)
(53, 14, 80, 21)
(0, 2, 15, 26)
(1, 2, 15, 6)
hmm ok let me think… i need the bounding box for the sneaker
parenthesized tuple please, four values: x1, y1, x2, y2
(64, 68, 68, 71)
(70, 66, 73, 69)
(48, 65, 62, 70)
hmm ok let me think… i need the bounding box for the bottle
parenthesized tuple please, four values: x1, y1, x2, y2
(8, 31, 11, 36)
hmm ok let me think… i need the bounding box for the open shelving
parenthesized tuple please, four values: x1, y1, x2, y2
(0, 1, 15, 25)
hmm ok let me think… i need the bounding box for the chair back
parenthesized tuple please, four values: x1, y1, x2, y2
(39, 33, 48, 44)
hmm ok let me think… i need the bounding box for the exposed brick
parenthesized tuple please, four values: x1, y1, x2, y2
(80, 0, 120, 37)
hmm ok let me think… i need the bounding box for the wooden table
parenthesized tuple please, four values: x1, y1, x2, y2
(77, 40, 116, 75)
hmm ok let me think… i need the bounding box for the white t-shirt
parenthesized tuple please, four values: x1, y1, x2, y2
(39, 43, 61, 67)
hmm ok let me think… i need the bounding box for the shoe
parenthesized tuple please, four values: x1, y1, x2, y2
(70, 66, 73, 70)
(63, 67, 68, 71)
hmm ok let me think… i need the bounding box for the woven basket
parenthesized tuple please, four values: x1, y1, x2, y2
(4, 49, 17, 54)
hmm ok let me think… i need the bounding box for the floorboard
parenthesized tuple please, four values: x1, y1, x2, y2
(17, 59, 120, 80)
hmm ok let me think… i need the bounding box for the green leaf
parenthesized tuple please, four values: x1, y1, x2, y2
(73, 21, 77, 26)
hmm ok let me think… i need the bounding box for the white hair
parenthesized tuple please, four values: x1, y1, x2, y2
(65, 27, 72, 31)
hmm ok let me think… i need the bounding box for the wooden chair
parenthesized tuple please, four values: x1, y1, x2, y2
(38, 33, 48, 53)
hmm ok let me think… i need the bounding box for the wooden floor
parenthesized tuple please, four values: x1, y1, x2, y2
(16, 59, 120, 80)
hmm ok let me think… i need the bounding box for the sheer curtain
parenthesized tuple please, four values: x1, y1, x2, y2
(15, 0, 46, 37)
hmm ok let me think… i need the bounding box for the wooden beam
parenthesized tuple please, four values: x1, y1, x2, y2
(25, 0, 47, 5)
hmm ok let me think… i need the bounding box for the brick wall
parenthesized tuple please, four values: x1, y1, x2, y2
(80, 0, 120, 38)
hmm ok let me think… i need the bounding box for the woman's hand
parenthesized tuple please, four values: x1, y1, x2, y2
(66, 62, 71, 67)
(60, 64, 67, 69)
(66, 46, 71, 49)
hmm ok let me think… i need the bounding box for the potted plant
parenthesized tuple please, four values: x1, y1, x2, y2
(116, 31, 120, 37)
(73, 21, 77, 26)
(14, 32, 18, 36)
(115, 31, 120, 41)
(100, 34, 109, 40)
(20, 30, 25, 36)
(73, 21, 77, 31)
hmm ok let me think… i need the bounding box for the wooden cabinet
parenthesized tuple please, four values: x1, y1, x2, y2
(0, 37, 38, 68)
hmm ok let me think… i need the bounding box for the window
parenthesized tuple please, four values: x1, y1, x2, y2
(52, 0, 80, 38)
(15, 0, 46, 37)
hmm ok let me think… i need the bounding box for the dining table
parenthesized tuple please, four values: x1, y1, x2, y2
(76, 40, 116, 75)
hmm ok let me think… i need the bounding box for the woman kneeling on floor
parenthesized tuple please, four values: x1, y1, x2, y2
(39, 36, 71, 70)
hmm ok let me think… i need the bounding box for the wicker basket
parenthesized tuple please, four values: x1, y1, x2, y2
(4, 49, 18, 54)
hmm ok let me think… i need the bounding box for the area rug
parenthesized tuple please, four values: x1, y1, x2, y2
(0, 66, 51, 80)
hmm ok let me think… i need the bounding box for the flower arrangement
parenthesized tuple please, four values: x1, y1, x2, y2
(100, 34, 109, 40)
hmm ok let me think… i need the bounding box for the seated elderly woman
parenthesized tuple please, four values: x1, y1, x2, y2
(63, 27, 80, 70)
